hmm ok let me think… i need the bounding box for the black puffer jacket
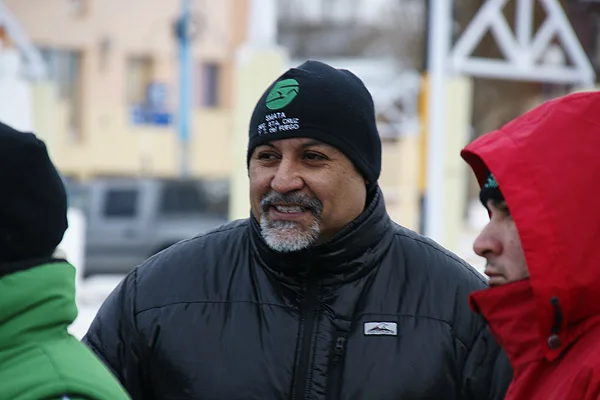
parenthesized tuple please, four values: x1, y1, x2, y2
(83, 189, 512, 399)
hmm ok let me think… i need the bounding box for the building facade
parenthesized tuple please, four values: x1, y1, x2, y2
(1, 0, 249, 180)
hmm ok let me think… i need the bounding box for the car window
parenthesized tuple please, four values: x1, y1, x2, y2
(158, 182, 207, 215)
(103, 188, 139, 218)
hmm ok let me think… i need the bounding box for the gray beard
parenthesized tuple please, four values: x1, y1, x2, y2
(259, 215, 321, 253)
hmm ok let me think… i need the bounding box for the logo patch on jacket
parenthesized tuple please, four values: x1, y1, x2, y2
(364, 322, 398, 336)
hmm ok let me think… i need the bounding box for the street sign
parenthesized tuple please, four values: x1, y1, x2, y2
(130, 82, 173, 126)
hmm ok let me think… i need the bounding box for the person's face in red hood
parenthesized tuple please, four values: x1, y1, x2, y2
(473, 199, 529, 287)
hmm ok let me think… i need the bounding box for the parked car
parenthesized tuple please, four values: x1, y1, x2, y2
(67, 177, 229, 276)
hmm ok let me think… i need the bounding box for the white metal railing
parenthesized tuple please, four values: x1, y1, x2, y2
(0, 0, 46, 80)
(451, 0, 595, 84)
(425, 0, 596, 243)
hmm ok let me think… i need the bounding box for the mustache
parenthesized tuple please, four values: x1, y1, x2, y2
(261, 191, 323, 217)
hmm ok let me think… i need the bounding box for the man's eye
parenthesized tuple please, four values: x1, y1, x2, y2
(257, 152, 278, 160)
(303, 152, 327, 161)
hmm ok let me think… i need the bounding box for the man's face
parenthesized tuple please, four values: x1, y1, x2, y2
(249, 138, 367, 252)
(473, 199, 529, 287)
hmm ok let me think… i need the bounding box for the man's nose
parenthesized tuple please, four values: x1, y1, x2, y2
(270, 158, 304, 194)
(473, 224, 502, 258)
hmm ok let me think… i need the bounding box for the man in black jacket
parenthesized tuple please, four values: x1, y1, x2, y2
(83, 60, 512, 399)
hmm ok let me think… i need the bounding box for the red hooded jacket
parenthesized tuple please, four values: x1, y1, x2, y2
(461, 91, 600, 399)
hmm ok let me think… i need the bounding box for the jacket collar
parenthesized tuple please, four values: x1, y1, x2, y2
(0, 256, 63, 279)
(470, 279, 543, 375)
(0, 261, 77, 350)
(249, 187, 393, 285)
(470, 278, 600, 375)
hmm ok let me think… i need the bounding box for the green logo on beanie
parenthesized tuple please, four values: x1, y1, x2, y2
(266, 78, 299, 110)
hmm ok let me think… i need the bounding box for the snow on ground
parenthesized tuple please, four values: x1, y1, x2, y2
(69, 275, 125, 339)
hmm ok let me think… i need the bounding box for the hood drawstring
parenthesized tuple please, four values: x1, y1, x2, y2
(547, 296, 563, 350)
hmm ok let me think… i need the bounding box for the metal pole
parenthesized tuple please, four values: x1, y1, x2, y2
(247, 0, 278, 47)
(178, 0, 192, 177)
(424, 0, 452, 243)
(0, 0, 47, 80)
(516, 0, 533, 57)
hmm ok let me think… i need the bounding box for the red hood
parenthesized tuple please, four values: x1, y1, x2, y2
(461, 91, 600, 362)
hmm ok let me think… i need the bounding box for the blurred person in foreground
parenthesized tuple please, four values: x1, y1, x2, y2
(0, 122, 131, 400)
(83, 60, 511, 399)
(462, 91, 600, 399)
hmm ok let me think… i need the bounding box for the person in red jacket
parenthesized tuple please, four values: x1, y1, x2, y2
(461, 90, 600, 399)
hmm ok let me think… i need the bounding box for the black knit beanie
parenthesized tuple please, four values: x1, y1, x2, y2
(480, 172, 504, 206)
(247, 60, 382, 188)
(0, 122, 68, 262)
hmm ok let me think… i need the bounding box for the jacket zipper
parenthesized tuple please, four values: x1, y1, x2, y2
(292, 280, 320, 400)
(326, 333, 347, 400)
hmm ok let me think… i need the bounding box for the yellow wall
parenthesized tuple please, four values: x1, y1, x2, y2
(5, 0, 248, 180)
(380, 135, 421, 233)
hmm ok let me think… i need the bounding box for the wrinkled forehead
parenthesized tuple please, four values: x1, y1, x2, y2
(253, 137, 339, 152)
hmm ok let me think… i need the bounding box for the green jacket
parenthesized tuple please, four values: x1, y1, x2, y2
(0, 261, 131, 400)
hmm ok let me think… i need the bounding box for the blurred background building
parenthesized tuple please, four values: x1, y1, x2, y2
(1, 0, 598, 336)
(1, 0, 248, 180)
